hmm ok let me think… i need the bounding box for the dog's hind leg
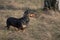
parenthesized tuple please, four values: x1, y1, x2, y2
(6, 26, 9, 30)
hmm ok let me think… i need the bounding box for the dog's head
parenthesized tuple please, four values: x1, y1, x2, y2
(23, 9, 37, 18)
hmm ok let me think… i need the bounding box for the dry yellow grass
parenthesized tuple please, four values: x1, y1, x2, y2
(0, 0, 60, 40)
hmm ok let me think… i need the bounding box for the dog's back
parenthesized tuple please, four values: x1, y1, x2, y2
(7, 17, 18, 24)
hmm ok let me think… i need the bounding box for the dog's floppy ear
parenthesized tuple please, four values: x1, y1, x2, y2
(24, 10, 29, 14)
(24, 9, 31, 16)
(23, 10, 29, 16)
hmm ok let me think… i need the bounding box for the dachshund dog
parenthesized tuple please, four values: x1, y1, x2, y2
(6, 9, 36, 31)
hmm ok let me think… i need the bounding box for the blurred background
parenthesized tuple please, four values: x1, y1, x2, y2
(0, 0, 60, 40)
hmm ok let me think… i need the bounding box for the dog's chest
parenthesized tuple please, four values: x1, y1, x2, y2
(22, 25, 26, 28)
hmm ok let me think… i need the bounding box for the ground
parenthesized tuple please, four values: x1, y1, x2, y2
(0, 0, 60, 40)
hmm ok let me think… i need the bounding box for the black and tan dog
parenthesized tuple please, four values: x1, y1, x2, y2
(6, 9, 36, 32)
